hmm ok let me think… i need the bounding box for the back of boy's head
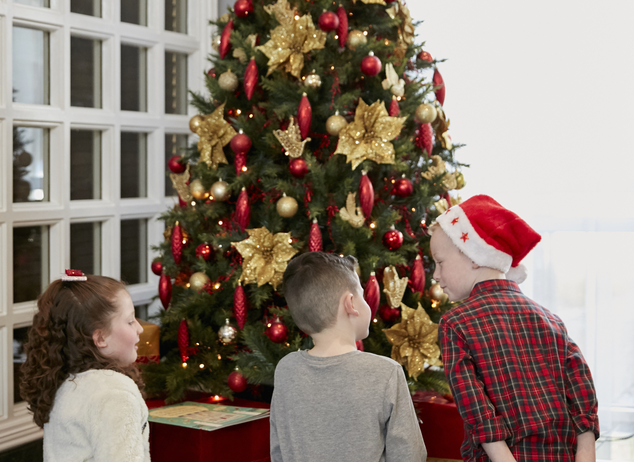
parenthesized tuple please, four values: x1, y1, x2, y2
(283, 252, 359, 335)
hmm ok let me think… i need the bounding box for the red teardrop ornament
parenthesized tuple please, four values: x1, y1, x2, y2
(297, 93, 312, 140)
(336, 5, 348, 49)
(233, 283, 247, 329)
(364, 272, 380, 319)
(433, 68, 445, 105)
(309, 219, 322, 252)
(410, 254, 425, 295)
(219, 20, 233, 59)
(159, 273, 172, 310)
(359, 171, 374, 219)
(235, 188, 250, 232)
(244, 58, 258, 101)
(389, 96, 400, 117)
(171, 222, 183, 265)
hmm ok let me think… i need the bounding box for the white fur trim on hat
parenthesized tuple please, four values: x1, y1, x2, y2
(436, 205, 513, 273)
(505, 264, 528, 284)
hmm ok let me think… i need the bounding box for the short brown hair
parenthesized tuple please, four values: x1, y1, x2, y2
(283, 252, 360, 335)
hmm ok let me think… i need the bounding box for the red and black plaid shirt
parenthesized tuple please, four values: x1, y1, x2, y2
(438, 280, 599, 462)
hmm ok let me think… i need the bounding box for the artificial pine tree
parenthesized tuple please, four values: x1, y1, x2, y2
(143, 0, 466, 402)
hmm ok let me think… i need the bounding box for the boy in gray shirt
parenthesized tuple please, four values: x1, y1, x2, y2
(271, 252, 427, 462)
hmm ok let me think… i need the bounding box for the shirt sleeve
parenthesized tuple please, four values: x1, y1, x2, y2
(564, 337, 600, 439)
(269, 390, 283, 462)
(383, 365, 427, 462)
(89, 388, 148, 462)
(439, 319, 511, 452)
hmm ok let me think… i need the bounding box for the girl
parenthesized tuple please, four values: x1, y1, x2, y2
(20, 272, 151, 461)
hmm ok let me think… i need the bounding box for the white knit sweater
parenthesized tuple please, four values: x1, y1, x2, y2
(44, 369, 150, 462)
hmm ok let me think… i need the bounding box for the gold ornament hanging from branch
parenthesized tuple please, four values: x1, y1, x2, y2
(273, 116, 311, 158)
(169, 164, 193, 202)
(258, 1, 326, 79)
(383, 266, 409, 308)
(339, 192, 365, 228)
(190, 103, 237, 170)
(231, 227, 298, 290)
(386, 1, 415, 60)
(383, 303, 442, 379)
(335, 99, 406, 170)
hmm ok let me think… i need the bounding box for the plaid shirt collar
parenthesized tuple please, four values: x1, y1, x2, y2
(470, 279, 521, 298)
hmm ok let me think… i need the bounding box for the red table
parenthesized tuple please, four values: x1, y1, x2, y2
(147, 396, 271, 462)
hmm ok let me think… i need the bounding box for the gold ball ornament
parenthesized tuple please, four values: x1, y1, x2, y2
(189, 272, 210, 292)
(415, 104, 438, 124)
(430, 282, 444, 301)
(303, 69, 322, 88)
(189, 115, 204, 133)
(189, 179, 209, 200)
(276, 194, 299, 218)
(455, 172, 466, 190)
(218, 69, 239, 92)
(210, 180, 230, 201)
(347, 30, 367, 51)
(212, 34, 221, 52)
(326, 111, 348, 136)
(218, 318, 238, 345)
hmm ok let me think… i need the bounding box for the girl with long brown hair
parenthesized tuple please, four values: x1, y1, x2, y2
(20, 272, 151, 461)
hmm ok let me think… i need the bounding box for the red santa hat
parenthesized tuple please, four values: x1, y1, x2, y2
(435, 195, 541, 283)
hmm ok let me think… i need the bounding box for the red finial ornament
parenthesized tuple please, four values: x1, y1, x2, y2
(233, 283, 247, 329)
(171, 222, 183, 265)
(178, 320, 191, 362)
(159, 273, 172, 310)
(297, 93, 312, 140)
(244, 58, 258, 101)
(389, 96, 400, 117)
(364, 272, 380, 319)
(234, 188, 250, 232)
(309, 219, 322, 252)
(336, 5, 348, 49)
(433, 68, 445, 105)
(358, 171, 374, 220)
(410, 254, 425, 295)
(219, 20, 233, 59)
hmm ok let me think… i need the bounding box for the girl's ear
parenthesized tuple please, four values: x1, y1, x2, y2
(92, 329, 108, 349)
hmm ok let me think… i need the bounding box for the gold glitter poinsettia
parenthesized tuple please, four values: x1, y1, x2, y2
(169, 164, 192, 202)
(264, 0, 294, 26)
(383, 266, 409, 308)
(386, 1, 415, 60)
(335, 99, 406, 170)
(193, 104, 237, 169)
(231, 227, 298, 290)
(383, 303, 442, 379)
(273, 116, 311, 158)
(257, 6, 326, 79)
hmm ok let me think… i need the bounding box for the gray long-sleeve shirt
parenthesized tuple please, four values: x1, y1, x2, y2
(270, 350, 427, 462)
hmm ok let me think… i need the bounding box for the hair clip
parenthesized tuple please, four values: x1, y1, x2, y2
(62, 269, 87, 282)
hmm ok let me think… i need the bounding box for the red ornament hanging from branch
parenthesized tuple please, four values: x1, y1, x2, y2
(159, 273, 172, 310)
(235, 187, 250, 232)
(219, 20, 233, 59)
(361, 52, 382, 77)
(289, 158, 308, 179)
(336, 5, 348, 49)
(195, 243, 212, 261)
(151, 259, 163, 276)
(382, 226, 404, 251)
(393, 176, 413, 198)
(234, 0, 253, 18)
(244, 58, 258, 101)
(228, 370, 248, 393)
(389, 96, 400, 117)
(359, 171, 374, 220)
(318, 10, 339, 32)
(364, 272, 380, 319)
(233, 283, 247, 329)
(297, 93, 312, 140)
(171, 222, 183, 265)
(266, 319, 289, 343)
(178, 320, 191, 362)
(168, 156, 186, 174)
(419, 123, 434, 157)
(433, 68, 445, 106)
(410, 254, 425, 295)
(309, 218, 322, 252)
(231, 130, 252, 176)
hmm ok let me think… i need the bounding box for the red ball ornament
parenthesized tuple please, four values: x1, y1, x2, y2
(409, 254, 425, 295)
(207, 68, 216, 78)
(379, 304, 401, 322)
(364, 272, 380, 319)
(298, 93, 312, 140)
(359, 171, 374, 219)
(159, 273, 172, 310)
(309, 219, 322, 252)
(233, 283, 247, 329)
(382, 227, 403, 251)
(151, 259, 163, 276)
(318, 11, 339, 32)
(195, 243, 212, 261)
(168, 155, 186, 174)
(389, 96, 400, 117)
(266, 320, 288, 343)
(433, 68, 445, 105)
(234, 187, 250, 232)
(234, 0, 253, 18)
(289, 158, 309, 179)
(228, 370, 248, 393)
(393, 177, 413, 197)
(336, 5, 348, 48)
(230, 131, 252, 154)
(418, 50, 433, 63)
(244, 58, 258, 101)
(219, 20, 233, 59)
(171, 222, 183, 265)
(361, 52, 382, 77)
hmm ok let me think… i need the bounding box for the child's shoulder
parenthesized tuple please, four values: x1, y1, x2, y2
(63, 369, 138, 397)
(277, 350, 401, 376)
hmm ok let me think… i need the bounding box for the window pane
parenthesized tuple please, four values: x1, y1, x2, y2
(135, 303, 149, 321)
(121, 45, 147, 112)
(121, 0, 147, 26)
(13, 126, 49, 203)
(71, 37, 102, 108)
(14, 0, 50, 6)
(121, 219, 147, 285)
(164, 52, 188, 115)
(12, 27, 49, 105)
(13, 326, 31, 403)
(121, 132, 147, 198)
(164, 0, 187, 33)
(71, 130, 101, 200)
(70, 0, 101, 17)
(13, 225, 49, 303)
(70, 222, 101, 275)
(165, 133, 187, 196)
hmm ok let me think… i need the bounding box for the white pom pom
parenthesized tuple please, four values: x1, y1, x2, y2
(506, 264, 528, 284)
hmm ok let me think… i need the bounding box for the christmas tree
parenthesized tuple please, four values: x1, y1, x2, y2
(143, 0, 465, 402)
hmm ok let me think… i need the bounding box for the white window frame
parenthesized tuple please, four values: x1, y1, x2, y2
(0, 0, 216, 451)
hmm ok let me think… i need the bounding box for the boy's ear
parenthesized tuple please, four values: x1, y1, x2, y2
(92, 329, 108, 349)
(342, 292, 359, 317)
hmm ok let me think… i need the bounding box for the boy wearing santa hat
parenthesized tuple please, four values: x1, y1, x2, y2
(431, 195, 599, 462)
